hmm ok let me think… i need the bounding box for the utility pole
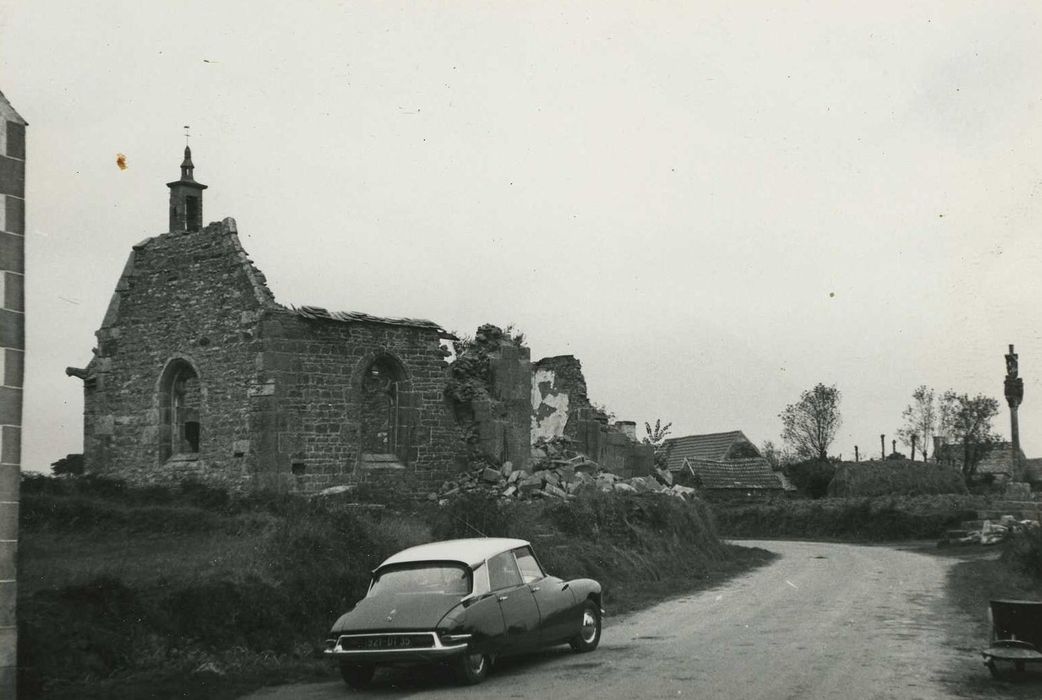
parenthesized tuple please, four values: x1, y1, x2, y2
(854, 445, 859, 462)
(880, 434, 885, 460)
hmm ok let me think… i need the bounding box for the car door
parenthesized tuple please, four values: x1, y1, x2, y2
(513, 546, 578, 645)
(487, 551, 541, 652)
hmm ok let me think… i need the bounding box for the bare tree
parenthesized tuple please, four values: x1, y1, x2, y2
(780, 383, 842, 461)
(760, 440, 796, 470)
(896, 385, 937, 461)
(939, 390, 1000, 477)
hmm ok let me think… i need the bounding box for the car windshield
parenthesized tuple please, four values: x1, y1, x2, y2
(369, 563, 472, 597)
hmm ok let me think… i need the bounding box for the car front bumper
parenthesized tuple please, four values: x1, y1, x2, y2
(324, 632, 469, 664)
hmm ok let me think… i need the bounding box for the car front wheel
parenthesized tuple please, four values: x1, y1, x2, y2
(569, 600, 601, 652)
(453, 649, 490, 685)
(339, 662, 375, 689)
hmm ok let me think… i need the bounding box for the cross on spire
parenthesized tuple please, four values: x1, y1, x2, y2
(184, 125, 191, 146)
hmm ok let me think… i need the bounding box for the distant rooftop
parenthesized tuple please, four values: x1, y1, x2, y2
(682, 457, 791, 491)
(663, 430, 757, 472)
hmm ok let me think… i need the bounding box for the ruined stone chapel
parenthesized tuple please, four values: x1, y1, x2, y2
(68, 150, 651, 493)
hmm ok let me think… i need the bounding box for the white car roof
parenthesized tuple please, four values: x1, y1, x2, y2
(378, 538, 530, 569)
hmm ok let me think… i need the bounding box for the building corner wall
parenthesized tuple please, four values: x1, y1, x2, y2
(0, 91, 26, 699)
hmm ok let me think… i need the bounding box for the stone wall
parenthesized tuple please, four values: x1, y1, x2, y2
(530, 355, 653, 477)
(75, 218, 276, 490)
(73, 216, 466, 494)
(449, 327, 532, 473)
(254, 312, 464, 494)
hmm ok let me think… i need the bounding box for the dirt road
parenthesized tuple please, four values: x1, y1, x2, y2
(246, 540, 977, 699)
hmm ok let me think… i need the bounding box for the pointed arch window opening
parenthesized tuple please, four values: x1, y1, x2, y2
(361, 357, 405, 458)
(158, 360, 202, 462)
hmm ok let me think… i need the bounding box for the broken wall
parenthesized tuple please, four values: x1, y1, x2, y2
(447, 326, 531, 472)
(530, 355, 653, 477)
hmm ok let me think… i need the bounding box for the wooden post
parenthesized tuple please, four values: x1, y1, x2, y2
(880, 434, 885, 460)
(911, 434, 917, 461)
(855, 445, 859, 462)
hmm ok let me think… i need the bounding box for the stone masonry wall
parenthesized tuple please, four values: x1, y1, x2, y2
(77, 218, 277, 490)
(253, 313, 465, 494)
(531, 355, 653, 477)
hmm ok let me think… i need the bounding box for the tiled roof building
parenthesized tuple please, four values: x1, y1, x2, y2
(662, 430, 760, 472)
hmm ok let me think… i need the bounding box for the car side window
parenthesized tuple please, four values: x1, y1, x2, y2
(487, 552, 523, 591)
(513, 547, 544, 584)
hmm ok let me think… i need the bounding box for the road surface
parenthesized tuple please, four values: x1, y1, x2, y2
(246, 540, 973, 699)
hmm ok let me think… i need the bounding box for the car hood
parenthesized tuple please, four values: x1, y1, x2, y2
(331, 592, 464, 633)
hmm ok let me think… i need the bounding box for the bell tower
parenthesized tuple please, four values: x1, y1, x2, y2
(166, 145, 207, 232)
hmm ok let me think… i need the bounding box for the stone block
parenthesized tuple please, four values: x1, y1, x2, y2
(481, 467, 503, 484)
(542, 483, 568, 498)
(94, 415, 114, 436)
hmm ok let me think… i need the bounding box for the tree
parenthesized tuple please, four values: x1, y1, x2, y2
(643, 419, 673, 470)
(780, 383, 842, 461)
(896, 385, 937, 461)
(939, 391, 1000, 477)
(642, 419, 672, 446)
(760, 440, 796, 470)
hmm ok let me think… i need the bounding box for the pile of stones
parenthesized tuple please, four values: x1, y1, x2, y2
(434, 439, 696, 503)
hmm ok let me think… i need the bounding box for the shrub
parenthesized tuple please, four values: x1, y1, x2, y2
(1001, 527, 1042, 579)
(784, 459, 836, 498)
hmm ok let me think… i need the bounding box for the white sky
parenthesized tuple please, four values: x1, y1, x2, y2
(2, 1, 1041, 470)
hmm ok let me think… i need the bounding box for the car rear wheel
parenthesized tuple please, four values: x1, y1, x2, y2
(339, 662, 376, 689)
(569, 600, 601, 652)
(453, 649, 490, 685)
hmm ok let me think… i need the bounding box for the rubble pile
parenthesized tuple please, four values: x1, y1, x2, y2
(944, 515, 1040, 547)
(433, 438, 695, 503)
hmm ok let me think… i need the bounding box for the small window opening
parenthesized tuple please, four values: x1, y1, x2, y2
(185, 196, 200, 231)
(291, 462, 306, 476)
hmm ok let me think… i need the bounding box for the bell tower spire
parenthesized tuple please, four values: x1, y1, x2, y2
(166, 132, 207, 232)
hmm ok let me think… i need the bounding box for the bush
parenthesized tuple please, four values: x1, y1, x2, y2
(784, 459, 836, 498)
(1001, 527, 1042, 579)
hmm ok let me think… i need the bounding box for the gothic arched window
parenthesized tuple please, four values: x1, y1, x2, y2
(158, 359, 202, 461)
(360, 355, 405, 457)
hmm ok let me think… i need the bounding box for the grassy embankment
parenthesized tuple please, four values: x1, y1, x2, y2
(941, 528, 1042, 696)
(716, 460, 978, 542)
(18, 475, 773, 699)
(714, 494, 980, 541)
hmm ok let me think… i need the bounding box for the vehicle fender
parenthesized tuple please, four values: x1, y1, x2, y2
(565, 578, 602, 607)
(436, 595, 506, 655)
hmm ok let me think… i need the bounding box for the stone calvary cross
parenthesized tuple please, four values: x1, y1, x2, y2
(1004, 344, 1024, 478)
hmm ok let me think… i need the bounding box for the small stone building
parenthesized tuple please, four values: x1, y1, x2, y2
(68, 150, 463, 493)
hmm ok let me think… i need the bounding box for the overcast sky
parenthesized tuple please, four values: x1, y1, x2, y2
(3, 1, 1041, 471)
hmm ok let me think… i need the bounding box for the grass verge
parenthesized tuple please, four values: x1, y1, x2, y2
(938, 528, 1042, 698)
(19, 476, 773, 699)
